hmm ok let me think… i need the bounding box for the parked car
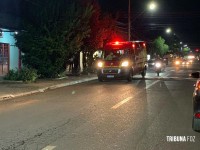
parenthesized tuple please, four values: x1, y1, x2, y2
(191, 72, 200, 131)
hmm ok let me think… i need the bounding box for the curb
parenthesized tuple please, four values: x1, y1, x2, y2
(0, 77, 97, 101)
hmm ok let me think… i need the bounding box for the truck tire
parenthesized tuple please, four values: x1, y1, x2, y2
(98, 76, 103, 82)
(127, 72, 132, 82)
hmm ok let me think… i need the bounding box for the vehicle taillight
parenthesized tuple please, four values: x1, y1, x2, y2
(194, 112, 200, 118)
(132, 44, 135, 48)
(143, 43, 146, 47)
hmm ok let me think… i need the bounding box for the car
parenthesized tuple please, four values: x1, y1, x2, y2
(181, 59, 190, 65)
(191, 72, 200, 131)
(173, 58, 183, 66)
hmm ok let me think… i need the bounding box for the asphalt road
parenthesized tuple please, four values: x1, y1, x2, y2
(0, 62, 200, 150)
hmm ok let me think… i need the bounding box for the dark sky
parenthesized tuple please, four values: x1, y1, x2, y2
(1, 0, 200, 49)
(98, 0, 200, 49)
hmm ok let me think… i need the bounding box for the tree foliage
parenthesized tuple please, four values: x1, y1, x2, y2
(152, 36, 169, 56)
(165, 34, 181, 53)
(81, 0, 123, 70)
(15, 0, 93, 77)
(15, 0, 123, 76)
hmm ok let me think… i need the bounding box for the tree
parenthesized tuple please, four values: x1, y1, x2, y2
(15, 0, 93, 77)
(81, 0, 123, 72)
(152, 36, 169, 56)
(166, 34, 181, 53)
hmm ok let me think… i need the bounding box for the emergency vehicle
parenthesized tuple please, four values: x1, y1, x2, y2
(96, 41, 147, 81)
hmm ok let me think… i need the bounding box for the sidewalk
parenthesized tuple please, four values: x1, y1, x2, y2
(0, 74, 97, 101)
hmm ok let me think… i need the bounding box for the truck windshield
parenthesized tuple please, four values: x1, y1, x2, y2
(104, 49, 130, 61)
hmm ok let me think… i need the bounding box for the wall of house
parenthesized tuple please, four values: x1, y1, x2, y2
(0, 28, 20, 71)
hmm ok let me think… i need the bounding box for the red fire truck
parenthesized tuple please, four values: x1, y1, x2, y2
(96, 41, 147, 82)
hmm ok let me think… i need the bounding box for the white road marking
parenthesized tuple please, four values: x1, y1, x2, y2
(111, 73, 171, 109)
(111, 97, 133, 109)
(41, 146, 56, 150)
(145, 80, 160, 89)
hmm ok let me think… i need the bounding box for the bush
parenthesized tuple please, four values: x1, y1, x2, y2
(4, 70, 20, 81)
(4, 68, 38, 82)
(19, 67, 38, 82)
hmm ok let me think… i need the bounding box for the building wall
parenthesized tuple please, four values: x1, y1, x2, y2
(0, 28, 20, 71)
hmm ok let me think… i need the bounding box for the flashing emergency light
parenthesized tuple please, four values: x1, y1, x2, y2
(109, 41, 123, 46)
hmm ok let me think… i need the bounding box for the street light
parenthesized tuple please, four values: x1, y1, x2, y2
(148, 1, 157, 11)
(128, 1, 158, 41)
(166, 28, 172, 34)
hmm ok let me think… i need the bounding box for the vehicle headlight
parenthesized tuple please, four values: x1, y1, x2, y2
(175, 61, 180, 65)
(121, 61, 129, 67)
(97, 62, 103, 68)
(155, 62, 161, 68)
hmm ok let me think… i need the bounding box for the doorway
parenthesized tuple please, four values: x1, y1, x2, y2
(0, 43, 9, 76)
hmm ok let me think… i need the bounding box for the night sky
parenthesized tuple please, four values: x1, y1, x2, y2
(98, 0, 200, 49)
(0, 0, 200, 49)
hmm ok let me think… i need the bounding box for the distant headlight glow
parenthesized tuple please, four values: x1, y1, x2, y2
(175, 61, 180, 65)
(188, 55, 195, 59)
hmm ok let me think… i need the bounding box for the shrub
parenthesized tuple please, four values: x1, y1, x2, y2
(4, 67, 38, 82)
(4, 70, 20, 81)
(19, 67, 38, 82)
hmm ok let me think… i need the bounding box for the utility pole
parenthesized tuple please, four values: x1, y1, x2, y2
(128, 0, 131, 41)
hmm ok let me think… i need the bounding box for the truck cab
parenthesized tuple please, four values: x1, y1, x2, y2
(96, 41, 147, 82)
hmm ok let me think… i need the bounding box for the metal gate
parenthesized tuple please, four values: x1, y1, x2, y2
(0, 43, 9, 76)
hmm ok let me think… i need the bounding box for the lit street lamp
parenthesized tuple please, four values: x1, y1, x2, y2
(148, 1, 157, 11)
(128, 1, 158, 41)
(166, 27, 172, 34)
(180, 42, 183, 51)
